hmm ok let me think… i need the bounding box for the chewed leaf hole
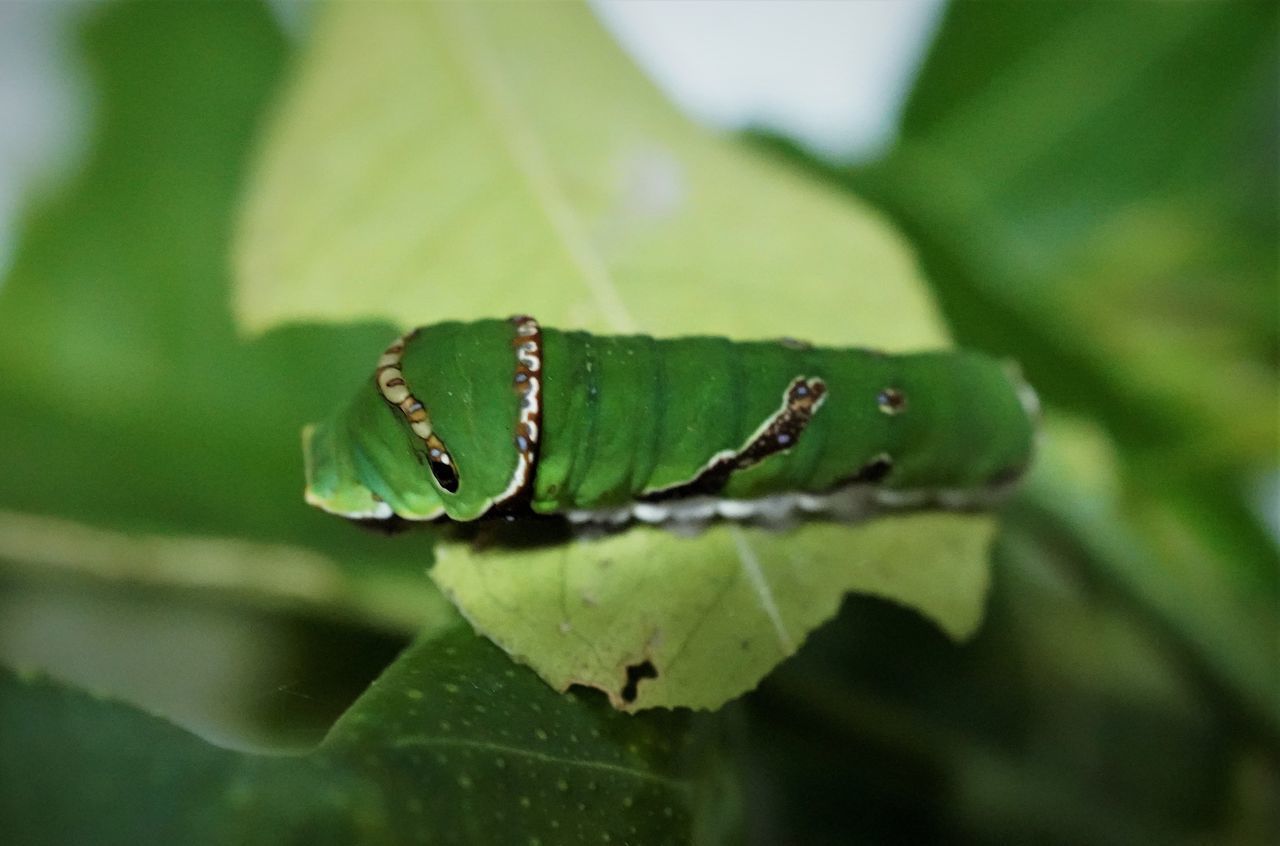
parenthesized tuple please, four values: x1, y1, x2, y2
(620, 660, 658, 704)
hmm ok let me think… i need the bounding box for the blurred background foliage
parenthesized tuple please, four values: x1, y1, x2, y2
(0, 1, 1275, 844)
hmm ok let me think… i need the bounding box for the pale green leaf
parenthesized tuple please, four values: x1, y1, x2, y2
(434, 514, 995, 710)
(234, 0, 945, 350)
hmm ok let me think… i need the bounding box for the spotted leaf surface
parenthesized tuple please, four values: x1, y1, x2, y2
(0, 625, 718, 845)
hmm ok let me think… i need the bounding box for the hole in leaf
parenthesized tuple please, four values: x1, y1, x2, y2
(620, 660, 658, 704)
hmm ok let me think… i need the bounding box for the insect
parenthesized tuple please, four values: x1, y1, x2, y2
(304, 316, 1038, 528)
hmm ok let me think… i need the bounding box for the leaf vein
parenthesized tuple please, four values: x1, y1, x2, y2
(391, 736, 690, 791)
(440, 3, 636, 332)
(730, 526, 795, 653)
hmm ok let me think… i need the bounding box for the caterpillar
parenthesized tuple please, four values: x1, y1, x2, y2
(304, 317, 1037, 528)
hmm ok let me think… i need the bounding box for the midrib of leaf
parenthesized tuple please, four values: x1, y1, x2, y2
(731, 526, 795, 653)
(392, 736, 692, 791)
(436, 2, 637, 333)
(0, 509, 447, 632)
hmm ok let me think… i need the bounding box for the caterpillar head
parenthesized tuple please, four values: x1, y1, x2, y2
(304, 318, 541, 523)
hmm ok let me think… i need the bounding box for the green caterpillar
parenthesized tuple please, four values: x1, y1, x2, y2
(304, 317, 1037, 527)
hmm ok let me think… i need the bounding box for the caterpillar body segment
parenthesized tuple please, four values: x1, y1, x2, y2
(304, 318, 1037, 527)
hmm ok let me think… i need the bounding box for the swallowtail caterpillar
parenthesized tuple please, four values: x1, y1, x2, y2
(304, 317, 1038, 528)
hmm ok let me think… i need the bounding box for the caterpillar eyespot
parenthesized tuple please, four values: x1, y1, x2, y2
(426, 447, 459, 493)
(303, 317, 1037, 529)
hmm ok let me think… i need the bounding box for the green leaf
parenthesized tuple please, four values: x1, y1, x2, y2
(879, 0, 1278, 468)
(0, 509, 445, 634)
(1, 624, 719, 845)
(1021, 415, 1280, 735)
(434, 515, 995, 710)
(233, 0, 945, 350)
(838, 0, 1278, 546)
(825, 0, 1280, 732)
(0, 0, 450, 631)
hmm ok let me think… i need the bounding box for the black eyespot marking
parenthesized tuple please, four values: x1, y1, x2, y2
(428, 453, 460, 493)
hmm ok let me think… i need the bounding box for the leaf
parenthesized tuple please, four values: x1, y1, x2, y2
(818, 0, 1280, 731)
(233, 0, 946, 350)
(0, 509, 444, 633)
(434, 515, 994, 710)
(0, 0, 451, 631)
(858, 0, 1279, 472)
(835, 0, 1278, 559)
(1021, 416, 1280, 735)
(0, 624, 718, 846)
(232, 0, 1000, 709)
